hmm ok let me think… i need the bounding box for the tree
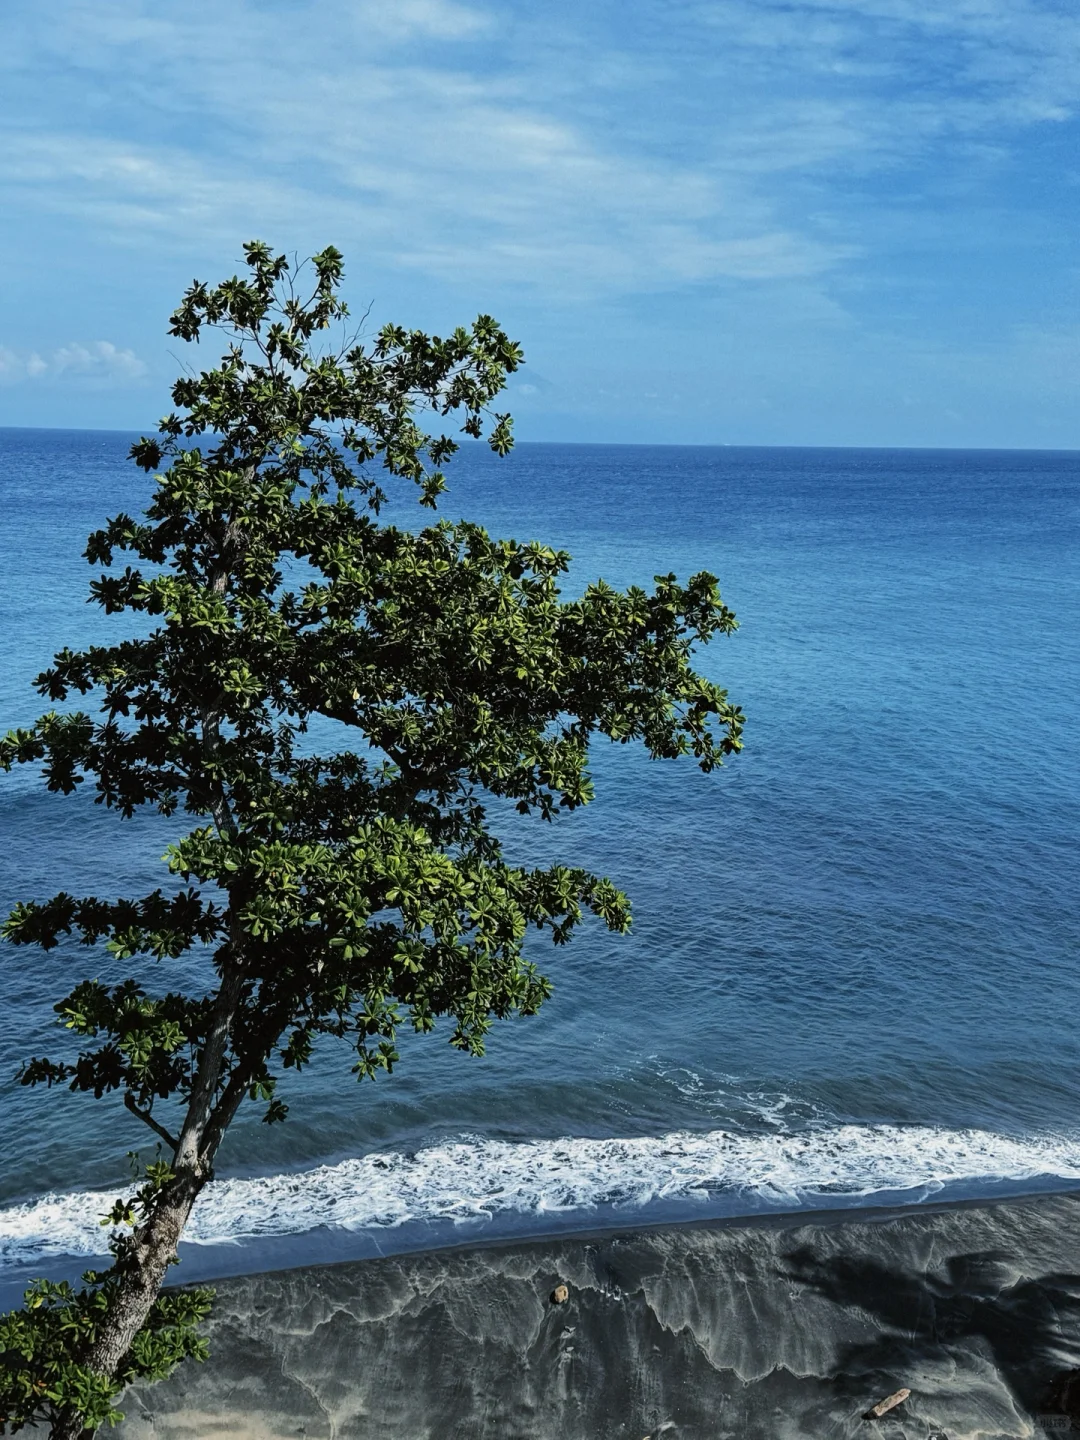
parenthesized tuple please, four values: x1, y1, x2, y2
(0, 242, 743, 1438)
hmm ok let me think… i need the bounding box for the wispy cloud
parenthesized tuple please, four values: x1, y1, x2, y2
(4, 0, 1079, 294)
(2, 0, 1078, 440)
(0, 341, 147, 386)
(0, 1, 872, 293)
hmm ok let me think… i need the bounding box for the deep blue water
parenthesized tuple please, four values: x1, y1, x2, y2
(1, 429, 1078, 1282)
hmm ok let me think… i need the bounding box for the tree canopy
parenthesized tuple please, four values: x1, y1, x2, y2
(0, 241, 742, 1438)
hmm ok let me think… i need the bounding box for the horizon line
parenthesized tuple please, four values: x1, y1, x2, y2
(0, 425, 1078, 456)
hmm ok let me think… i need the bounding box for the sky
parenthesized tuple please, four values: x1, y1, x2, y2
(1, 0, 1079, 446)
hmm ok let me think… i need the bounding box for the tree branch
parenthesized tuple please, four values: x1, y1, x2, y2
(174, 957, 247, 1174)
(197, 1064, 251, 1169)
(124, 1092, 179, 1151)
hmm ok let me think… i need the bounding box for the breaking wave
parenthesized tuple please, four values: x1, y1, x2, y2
(4, 1123, 1080, 1268)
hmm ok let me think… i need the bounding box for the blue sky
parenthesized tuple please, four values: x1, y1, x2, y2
(1, 0, 1079, 445)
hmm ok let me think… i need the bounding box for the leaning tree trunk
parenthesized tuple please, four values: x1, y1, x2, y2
(49, 960, 249, 1440)
(49, 1170, 206, 1440)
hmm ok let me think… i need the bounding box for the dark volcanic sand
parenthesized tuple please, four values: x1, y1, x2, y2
(114, 1191, 1080, 1439)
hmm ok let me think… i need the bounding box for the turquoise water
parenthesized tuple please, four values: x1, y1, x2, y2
(1, 430, 1078, 1278)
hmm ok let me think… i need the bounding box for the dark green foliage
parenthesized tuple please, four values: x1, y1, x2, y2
(0, 242, 742, 1435)
(0, 1154, 212, 1433)
(0, 1274, 212, 1434)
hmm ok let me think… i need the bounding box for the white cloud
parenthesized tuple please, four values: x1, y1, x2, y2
(51, 341, 147, 380)
(363, 0, 491, 39)
(0, 347, 41, 382)
(0, 341, 147, 386)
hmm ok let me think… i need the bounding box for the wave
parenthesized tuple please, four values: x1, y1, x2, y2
(3, 1123, 1080, 1268)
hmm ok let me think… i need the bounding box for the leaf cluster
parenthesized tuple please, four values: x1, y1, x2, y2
(0, 1272, 211, 1435)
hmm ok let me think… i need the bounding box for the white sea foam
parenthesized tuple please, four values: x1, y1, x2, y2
(4, 1124, 1080, 1268)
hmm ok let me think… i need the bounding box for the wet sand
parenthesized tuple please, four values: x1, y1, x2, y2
(115, 1190, 1080, 1439)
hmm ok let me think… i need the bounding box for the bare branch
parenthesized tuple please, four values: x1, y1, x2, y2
(197, 1064, 251, 1168)
(124, 1092, 179, 1151)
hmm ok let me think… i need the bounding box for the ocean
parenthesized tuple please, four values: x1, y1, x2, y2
(1, 429, 1078, 1291)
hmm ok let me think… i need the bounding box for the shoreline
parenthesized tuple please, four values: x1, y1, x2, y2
(5, 1170, 1079, 1313)
(112, 1187, 1080, 1439)
(7, 1117, 1080, 1305)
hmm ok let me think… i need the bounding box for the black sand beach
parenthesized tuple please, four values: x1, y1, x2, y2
(112, 1190, 1080, 1439)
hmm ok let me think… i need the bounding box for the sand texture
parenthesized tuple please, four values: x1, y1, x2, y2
(113, 1191, 1080, 1439)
